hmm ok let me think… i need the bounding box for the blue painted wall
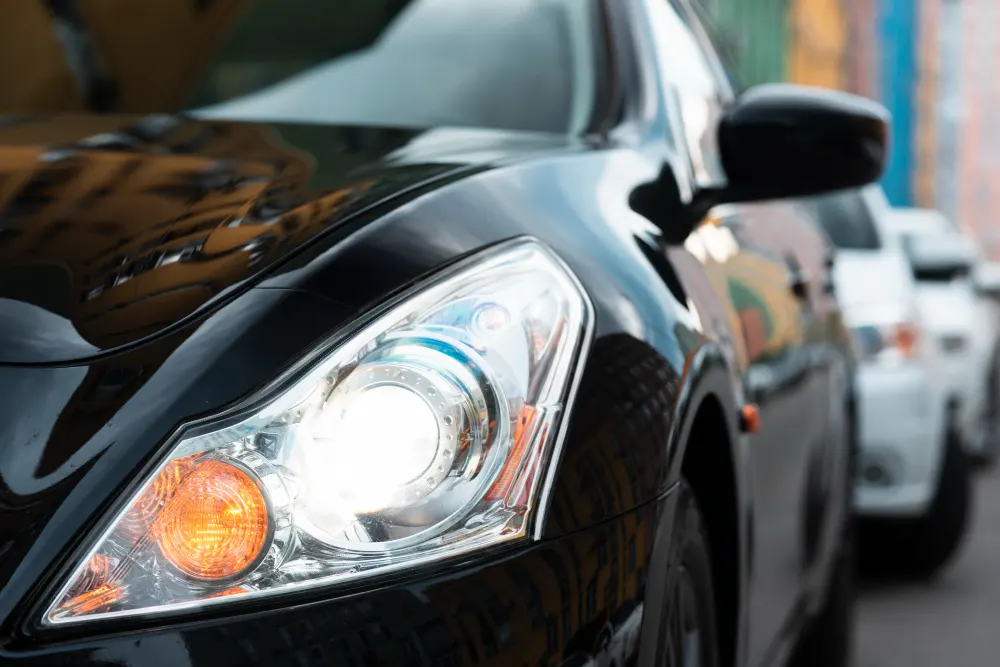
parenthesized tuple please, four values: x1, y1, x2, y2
(879, 0, 917, 206)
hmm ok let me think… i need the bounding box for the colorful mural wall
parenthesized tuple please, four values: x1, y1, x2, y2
(700, 0, 856, 89)
(951, 0, 1000, 258)
(700, 0, 1000, 259)
(787, 0, 848, 90)
(699, 0, 789, 87)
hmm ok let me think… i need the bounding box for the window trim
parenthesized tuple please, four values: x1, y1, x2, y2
(651, 0, 731, 187)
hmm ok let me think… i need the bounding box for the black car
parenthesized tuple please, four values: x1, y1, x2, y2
(0, 1, 887, 666)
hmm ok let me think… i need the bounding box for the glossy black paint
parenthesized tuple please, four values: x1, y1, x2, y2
(0, 115, 575, 364)
(0, 1, 882, 666)
(9, 502, 665, 667)
(0, 132, 700, 625)
(717, 83, 890, 204)
(0, 120, 848, 667)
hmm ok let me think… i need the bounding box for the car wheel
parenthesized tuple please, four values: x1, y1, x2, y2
(659, 481, 719, 667)
(975, 343, 1000, 468)
(858, 426, 972, 579)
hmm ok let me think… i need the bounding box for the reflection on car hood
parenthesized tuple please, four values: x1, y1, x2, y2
(0, 114, 576, 364)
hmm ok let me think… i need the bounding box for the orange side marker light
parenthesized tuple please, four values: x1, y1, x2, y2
(484, 405, 537, 504)
(739, 404, 760, 434)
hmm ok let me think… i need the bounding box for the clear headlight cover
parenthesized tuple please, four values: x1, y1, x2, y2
(44, 238, 592, 624)
(850, 320, 921, 364)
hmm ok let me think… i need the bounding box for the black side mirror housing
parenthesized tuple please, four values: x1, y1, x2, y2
(717, 83, 890, 204)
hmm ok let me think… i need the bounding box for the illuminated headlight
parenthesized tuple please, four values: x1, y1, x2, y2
(44, 238, 592, 624)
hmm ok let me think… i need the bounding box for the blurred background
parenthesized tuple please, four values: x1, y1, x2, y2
(699, 0, 990, 256)
(696, 1, 1000, 664)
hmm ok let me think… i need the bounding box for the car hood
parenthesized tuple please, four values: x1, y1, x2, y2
(832, 248, 916, 322)
(0, 114, 578, 364)
(912, 280, 977, 336)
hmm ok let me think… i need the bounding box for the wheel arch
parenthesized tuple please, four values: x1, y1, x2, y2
(670, 343, 747, 667)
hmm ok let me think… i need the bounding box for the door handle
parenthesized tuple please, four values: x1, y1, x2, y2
(785, 254, 810, 300)
(789, 270, 810, 299)
(822, 250, 837, 295)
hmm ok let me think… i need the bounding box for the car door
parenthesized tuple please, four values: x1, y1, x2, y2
(724, 201, 850, 651)
(646, 1, 840, 663)
(669, 205, 833, 666)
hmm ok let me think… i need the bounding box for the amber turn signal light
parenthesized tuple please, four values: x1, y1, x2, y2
(116, 456, 197, 543)
(892, 322, 920, 358)
(156, 459, 270, 581)
(58, 459, 270, 616)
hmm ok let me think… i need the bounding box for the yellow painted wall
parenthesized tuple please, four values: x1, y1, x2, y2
(787, 0, 848, 89)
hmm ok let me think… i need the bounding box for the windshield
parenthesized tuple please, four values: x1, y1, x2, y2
(807, 190, 882, 251)
(2, 0, 601, 135)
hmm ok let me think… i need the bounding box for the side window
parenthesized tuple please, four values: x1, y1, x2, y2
(807, 191, 883, 251)
(644, 0, 729, 185)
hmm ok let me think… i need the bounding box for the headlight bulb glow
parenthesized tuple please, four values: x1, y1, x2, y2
(310, 384, 442, 514)
(290, 346, 496, 547)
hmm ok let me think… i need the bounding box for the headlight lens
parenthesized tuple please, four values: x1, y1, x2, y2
(851, 320, 921, 363)
(45, 238, 592, 624)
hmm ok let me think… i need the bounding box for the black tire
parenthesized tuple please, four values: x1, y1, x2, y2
(658, 481, 719, 667)
(973, 343, 1000, 469)
(858, 426, 972, 579)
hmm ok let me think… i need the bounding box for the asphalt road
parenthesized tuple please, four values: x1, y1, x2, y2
(856, 464, 1000, 667)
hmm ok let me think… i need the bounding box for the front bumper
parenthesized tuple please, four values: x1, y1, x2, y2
(2, 504, 660, 667)
(942, 346, 999, 461)
(935, 341, 988, 454)
(853, 362, 946, 518)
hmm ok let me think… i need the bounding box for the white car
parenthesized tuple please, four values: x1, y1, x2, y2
(804, 185, 971, 577)
(885, 208, 1000, 467)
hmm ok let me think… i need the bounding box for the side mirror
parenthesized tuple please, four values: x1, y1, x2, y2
(974, 261, 1000, 298)
(717, 83, 889, 203)
(902, 232, 977, 277)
